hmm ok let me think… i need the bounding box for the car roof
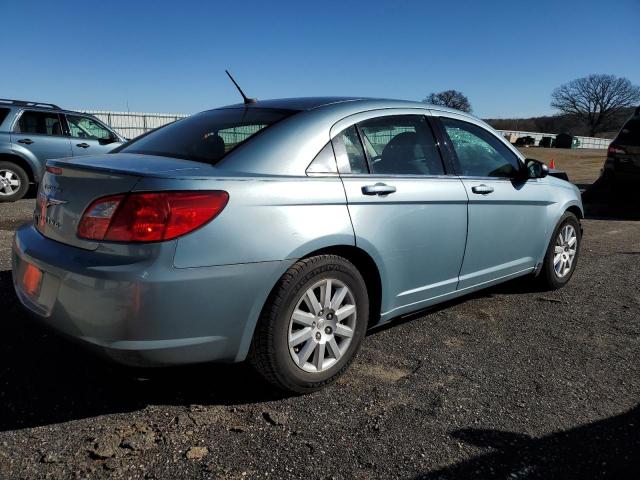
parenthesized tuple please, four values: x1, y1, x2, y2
(218, 96, 468, 117)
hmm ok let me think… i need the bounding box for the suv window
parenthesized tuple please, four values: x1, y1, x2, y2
(441, 118, 521, 178)
(358, 115, 444, 175)
(118, 108, 294, 164)
(617, 118, 640, 146)
(332, 126, 368, 174)
(15, 110, 64, 136)
(0, 108, 9, 126)
(67, 115, 113, 140)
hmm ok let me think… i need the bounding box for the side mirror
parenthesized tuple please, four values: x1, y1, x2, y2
(99, 134, 118, 146)
(525, 158, 548, 179)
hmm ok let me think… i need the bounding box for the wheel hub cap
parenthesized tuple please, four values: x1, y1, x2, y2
(288, 278, 357, 373)
(0, 169, 21, 196)
(553, 224, 577, 278)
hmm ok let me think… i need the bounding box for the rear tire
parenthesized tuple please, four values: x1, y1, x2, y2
(249, 255, 369, 394)
(538, 212, 581, 290)
(0, 161, 29, 202)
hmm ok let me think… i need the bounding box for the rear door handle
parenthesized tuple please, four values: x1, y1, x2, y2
(362, 183, 397, 196)
(76, 143, 90, 148)
(471, 184, 494, 195)
(17, 138, 34, 145)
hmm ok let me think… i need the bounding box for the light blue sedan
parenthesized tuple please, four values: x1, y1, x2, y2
(12, 98, 583, 393)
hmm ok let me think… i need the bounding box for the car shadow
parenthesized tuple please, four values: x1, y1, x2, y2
(0, 269, 288, 432)
(415, 404, 640, 479)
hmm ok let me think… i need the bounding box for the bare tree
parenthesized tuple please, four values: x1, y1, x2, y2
(423, 90, 472, 113)
(551, 74, 640, 136)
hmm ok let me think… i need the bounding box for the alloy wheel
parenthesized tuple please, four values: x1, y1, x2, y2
(0, 169, 21, 197)
(288, 278, 357, 373)
(553, 224, 577, 278)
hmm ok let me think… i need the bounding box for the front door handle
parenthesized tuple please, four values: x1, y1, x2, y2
(76, 143, 90, 148)
(471, 184, 494, 195)
(362, 183, 397, 196)
(17, 138, 34, 145)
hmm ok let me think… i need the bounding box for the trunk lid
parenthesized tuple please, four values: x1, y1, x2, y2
(35, 154, 214, 250)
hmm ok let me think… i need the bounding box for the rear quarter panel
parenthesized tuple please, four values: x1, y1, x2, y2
(132, 175, 355, 268)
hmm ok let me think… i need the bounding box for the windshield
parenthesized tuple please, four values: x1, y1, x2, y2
(617, 118, 640, 146)
(117, 108, 295, 164)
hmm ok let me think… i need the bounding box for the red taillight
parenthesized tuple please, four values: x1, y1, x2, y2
(608, 144, 626, 155)
(77, 191, 228, 242)
(46, 165, 63, 175)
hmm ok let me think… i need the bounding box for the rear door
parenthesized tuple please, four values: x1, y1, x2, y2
(433, 113, 550, 289)
(333, 111, 468, 318)
(66, 114, 120, 156)
(10, 109, 72, 161)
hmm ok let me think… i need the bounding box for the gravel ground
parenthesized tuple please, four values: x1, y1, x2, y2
(0, 196, 638, 480)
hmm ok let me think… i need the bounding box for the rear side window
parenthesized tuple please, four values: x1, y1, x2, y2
(15, 110, 64, 136)
(332, 126, 368, 174)
(0, 108, 9, 127)
(119, 108, 294, 164)
(358, 115, 444, 175)
(617, 118, 640, 146)
(441, 118, 521, 178)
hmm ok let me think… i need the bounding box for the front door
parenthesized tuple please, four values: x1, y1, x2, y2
(333, 113, 468, 319)
(436, 115, 550, 290)
(11, 110, 72, 162)
(66, 114, 119, 156)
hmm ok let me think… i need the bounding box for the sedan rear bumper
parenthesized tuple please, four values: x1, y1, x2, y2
(12, 223, 291, 367)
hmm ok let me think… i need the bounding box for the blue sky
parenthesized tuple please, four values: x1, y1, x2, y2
(1, 0, 638, 118)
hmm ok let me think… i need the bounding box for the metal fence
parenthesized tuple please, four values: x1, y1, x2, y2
(79, 110, 613, 149)
(79, 110, 188, 139)
(496, 130, 612, 149)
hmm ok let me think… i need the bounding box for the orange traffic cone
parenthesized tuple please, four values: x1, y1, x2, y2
(549, 158, 555, 169)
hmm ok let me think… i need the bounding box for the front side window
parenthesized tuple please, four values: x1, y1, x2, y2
(441, 118, 521, 178)
(15, 111, 63, 136)
(67, 115, 113, 140)
(358, 115, 444, 175)
(118, 108, 295, 164)
(332, 125, 368, 174)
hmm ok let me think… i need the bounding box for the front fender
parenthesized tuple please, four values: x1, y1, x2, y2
(536, 183, 584, 269)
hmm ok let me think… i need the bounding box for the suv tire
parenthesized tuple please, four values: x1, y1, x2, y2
(0, 161, 29, 202)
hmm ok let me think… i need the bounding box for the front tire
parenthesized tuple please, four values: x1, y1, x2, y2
(0, 162, 29, 202)
(539, 212, 581, 290)
(249, 255, 369, 394)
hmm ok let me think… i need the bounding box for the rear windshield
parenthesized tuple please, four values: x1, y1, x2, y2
(617, 118, 640, 146)
(117, 108, 295, 164)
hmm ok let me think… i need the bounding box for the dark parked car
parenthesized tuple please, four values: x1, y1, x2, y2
(0, 99, 124, 201)
(603, 107, 640, 185)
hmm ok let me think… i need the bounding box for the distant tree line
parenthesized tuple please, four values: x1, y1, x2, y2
(426, 74, 640, 138)
(484, 107, 636, 138)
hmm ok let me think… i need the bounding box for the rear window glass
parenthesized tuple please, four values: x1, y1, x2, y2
(0, 108, 9, 126)
(617, 118, 640, 146)
(118, 108, 295, 164)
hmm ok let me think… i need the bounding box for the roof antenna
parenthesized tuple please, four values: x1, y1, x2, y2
(225, 70, 257, 104)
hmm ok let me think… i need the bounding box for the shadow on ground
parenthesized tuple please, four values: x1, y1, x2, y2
(417, 404, 640, 479)
(0, 270, 288, 432)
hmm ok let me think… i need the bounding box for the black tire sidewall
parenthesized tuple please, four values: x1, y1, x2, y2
(269, 258, 368, 390)
(0, 162, 29, 202)
(543, 212, 581, 289)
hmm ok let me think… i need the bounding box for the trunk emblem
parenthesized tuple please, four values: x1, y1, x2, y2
(37, 193, 67, 229)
